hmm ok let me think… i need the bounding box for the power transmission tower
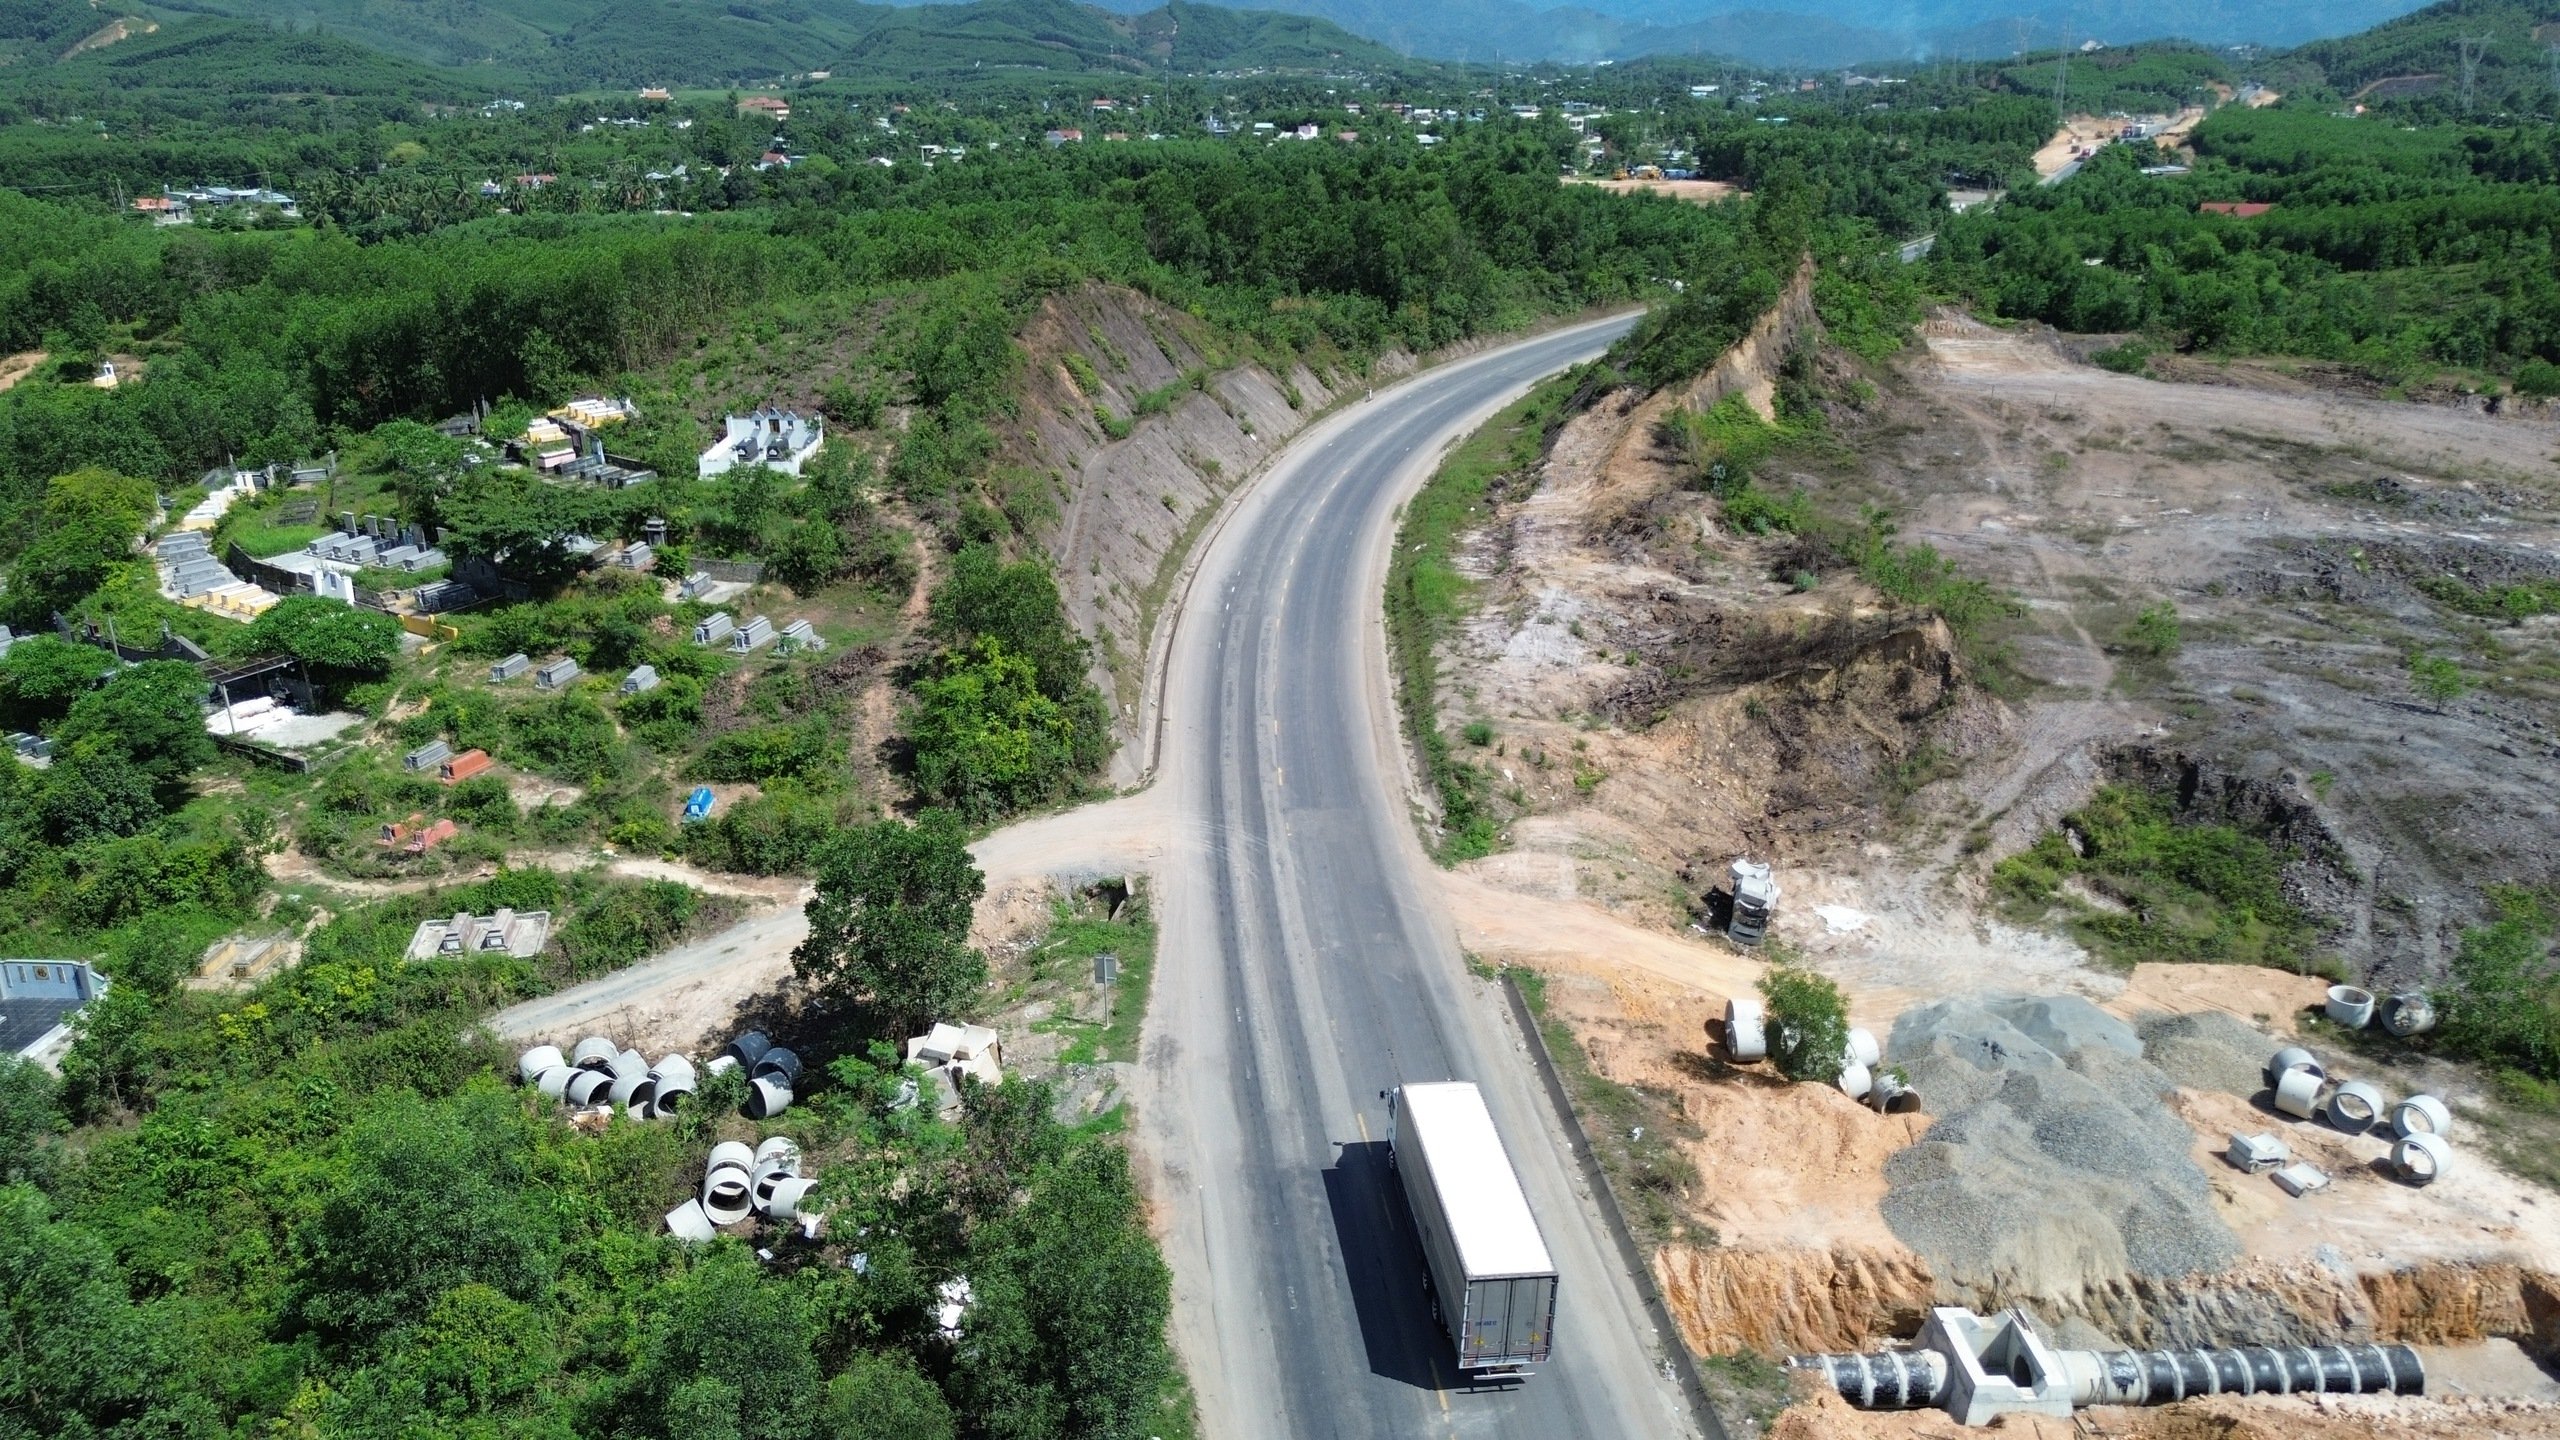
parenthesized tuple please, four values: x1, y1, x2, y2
(2458, 34, 2491, 114)
(2054, 28, 2071, 123)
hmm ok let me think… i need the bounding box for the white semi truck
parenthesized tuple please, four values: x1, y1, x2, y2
(1388, 1081, 1559, 1377)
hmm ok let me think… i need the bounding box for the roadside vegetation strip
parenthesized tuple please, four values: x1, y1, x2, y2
(1500, 968, 1727, 1440)
(1384, 372, 1578, 863)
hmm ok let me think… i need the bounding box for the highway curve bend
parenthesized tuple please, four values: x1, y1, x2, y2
(1141, 313, 1701, 1440)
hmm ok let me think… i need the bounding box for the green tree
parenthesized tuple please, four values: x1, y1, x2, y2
(0, 1059, 61, 1187)
(1759, 963, 1852, 1085)
(928, 545, 1092, 702)
(950, 1133, 1173, 1440)
(3, 467, 155, 626)
(821, 1353, 953, 1440)
(439, 468, 606, 591)
(292, 1089, 559, 1346)
(794, 810, 986, 1040)
(0, 633, 114, 724)
(56, 660, 212, 788)
(0, 1185, 180, 1433)
(616, 1250, 822, 1440)
(247, 595, 402, 676)
(905, 639, 1086, 821)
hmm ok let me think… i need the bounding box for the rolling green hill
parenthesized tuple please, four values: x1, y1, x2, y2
(832, 0, 1399, 79)
(1, 16, 493, 105)
(85, 0, 1401, 89)
(2285, 0, 2560, 111)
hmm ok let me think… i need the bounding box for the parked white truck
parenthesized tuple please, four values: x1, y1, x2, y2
(1388, 1081, 1559, 1376)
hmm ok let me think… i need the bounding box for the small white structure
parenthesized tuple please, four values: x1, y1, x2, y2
(534, 657, 581, 690)
(491, 653, 532, 683)
(404, 740, 454, 772)
(693, 613, 736, 647)
(621, 665, 661, 694)
(404, 907, 552, 960)
(2226, 1133, 2287, 1174)
(730, 616, 775, 653)
(779, 619, 823, 654)
(698, 407, 824, 478)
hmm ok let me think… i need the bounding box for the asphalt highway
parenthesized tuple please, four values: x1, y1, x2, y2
(1140, 313, 1700, 1440)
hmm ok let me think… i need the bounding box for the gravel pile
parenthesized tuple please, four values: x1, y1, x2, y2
(2137, 1010, 2280, 1098)
(1879, 995, 2242, 1299)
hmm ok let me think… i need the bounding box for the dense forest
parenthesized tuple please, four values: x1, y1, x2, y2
(1930, 103, 2560, 385)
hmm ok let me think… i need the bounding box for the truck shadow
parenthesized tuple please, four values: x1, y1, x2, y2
(1323, 1140, 1457, 1393)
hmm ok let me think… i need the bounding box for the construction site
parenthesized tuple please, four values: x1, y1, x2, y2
(1412, 281, 2560, 1434)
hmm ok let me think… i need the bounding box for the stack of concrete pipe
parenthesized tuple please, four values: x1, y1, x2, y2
(724, 1029, 800, 1119)
(518, 1037, 702, 1120)
(666, 1135, 819, 1242)
(2264, 1046, 2455, 1187)
(1718, 1000, 1918, 1114)
(2322, 983, 2438, 1039)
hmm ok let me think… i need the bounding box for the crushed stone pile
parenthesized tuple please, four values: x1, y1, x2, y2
(2137, 1009, 2280, 1098)
(1880, 995, 2243, 1300)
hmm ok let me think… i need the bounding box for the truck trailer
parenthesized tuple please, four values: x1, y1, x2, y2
(1389, 1081, 1558, 1376)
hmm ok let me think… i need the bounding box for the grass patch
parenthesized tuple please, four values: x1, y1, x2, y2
(1508, 965, 1701, 1247)
(1021, 882, 1157, 1068)
(1991, 784, 2335, 975)
(1699, 1351, 1794, 1436)
(1386, 372, 1575, 863)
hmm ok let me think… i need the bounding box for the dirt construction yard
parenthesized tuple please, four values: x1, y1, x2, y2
(1420, 305, 2560, 1435)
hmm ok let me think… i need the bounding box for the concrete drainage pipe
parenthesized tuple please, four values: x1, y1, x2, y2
(2326, 1080, 2386, 1133)
(610, 1071, 651, 1115)
(651, 1054, 696, 1088)
(2324, 985, 2376, 1029)
(2272, 1066, 2325, 1120)
(665, 1199, 717, 1244)
(725, 1030, 772, 1068)
(2264, 1047, 2325, 1089)
(651, 1075, 695, 1115)
(701, 1164, 755, 1225)
(1845, 1028, 1882, 1070)
(611, 1048, 649, 1081)
(707, 1141, 755, 1174)
(747, 1077, 794, 1120)
(767, 1177, 820, 1222)
(572, 1036, 618, 1070)
(518, 1045, 566, 1084)
(2391, 1094, 2452, 1139)
(754, 1136, 801, 1168)
(750, 1161, 797, 1215)
(2382, 993, 2436, 1038)
(1868, 1072, 1923, 1115)
(753, 1047, 804, 1086)
(1837, 1062, 1875, 1102)
(1724, 997, 1768, 1062)
(535, 1065, 575, 1099)
(2393, 1131, 2451, 1186)
(564, 1070, 615, 1106)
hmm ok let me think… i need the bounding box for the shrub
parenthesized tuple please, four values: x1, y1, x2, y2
(2515, 359, 2560, 399)
(2437, 890, 2560, 1081)
(1759, 964, 1851, 1084)
(2130, 601, 2181, 658)
(2091, 340, 2153, 375)
(2407, 651, 2469, 709)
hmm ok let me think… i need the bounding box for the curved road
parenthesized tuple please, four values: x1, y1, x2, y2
(1141, 313, 1698, 1440)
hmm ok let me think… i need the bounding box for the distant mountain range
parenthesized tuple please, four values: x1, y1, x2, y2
(51, 0, 1411, 89)
(6, 0, 2529, 96)
(1060, 0, 2447, 68)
